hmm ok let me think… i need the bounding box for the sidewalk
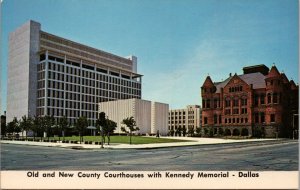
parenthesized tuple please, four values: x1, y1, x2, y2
(0, 137, 280, 149)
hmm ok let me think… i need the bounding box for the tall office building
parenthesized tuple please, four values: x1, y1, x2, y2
(7, 20, 142, 124)
(168, 105, 201, 133)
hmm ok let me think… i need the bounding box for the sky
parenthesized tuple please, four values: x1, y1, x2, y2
(0, 0, 299, 114)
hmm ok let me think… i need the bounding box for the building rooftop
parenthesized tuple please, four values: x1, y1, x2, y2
(215, 72, 266, 93)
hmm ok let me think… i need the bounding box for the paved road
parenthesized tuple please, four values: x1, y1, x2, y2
(1, 140, 298, 170)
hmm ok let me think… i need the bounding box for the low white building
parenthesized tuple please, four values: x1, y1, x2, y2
(98, 99, 169, 135)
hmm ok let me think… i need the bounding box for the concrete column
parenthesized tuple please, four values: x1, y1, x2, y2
(44, 50, 49, 116)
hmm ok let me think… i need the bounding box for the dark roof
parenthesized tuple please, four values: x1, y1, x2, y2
(239, 72, 266, 89)
(215, 72, 266, 93)
(243, 64, 269, 75)
(215, 77, 233, 93)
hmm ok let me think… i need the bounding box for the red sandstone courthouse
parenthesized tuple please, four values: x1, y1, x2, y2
(201, 64, 298, 138)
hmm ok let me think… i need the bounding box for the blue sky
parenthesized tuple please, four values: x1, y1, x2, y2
(0, 0, 299, 114)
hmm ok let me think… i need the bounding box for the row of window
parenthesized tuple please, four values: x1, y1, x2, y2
(201, 87, 215, 93)
(169, 112, 186, 115)
(44, 80, 141, 96)
(41, 59, 135, 81)
(46, 70, 141, 89)
(169, 116, 186, 120)
(169, 126, 187, 130)
(203, 93, 281, 110)
(224, 118, 248, 124)
(41, 88, 140, 103)
(169, 120, 186, 124)
(229, 86, 243, 93)
(203, 114, 276, 125)
(225, 108, 247, 115)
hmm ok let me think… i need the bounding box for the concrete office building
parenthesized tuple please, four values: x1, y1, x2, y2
(168, 105, 201, 133)
(7, 20, 142, 124)
(98, 99, 169, 135)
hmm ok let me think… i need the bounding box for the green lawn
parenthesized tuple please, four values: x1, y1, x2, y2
(51, 136, 192, 144)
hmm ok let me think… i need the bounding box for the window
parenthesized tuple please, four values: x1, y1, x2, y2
(273, 93, 278, 103)
(241, 108, 247, 114)
(214, 114, 218, 124)
(254, 95, 259, 106)
(233, 99, 239, 107)
(225, 109, 231, 115)
(214, 99, 218, 108)
(271, 114, 275, 122)
(255, 113, 259, 123)
(206, 99, 210, 108)
(260, 94, 265, 105)
(267, 93, 271, 104)
(225, 99, 231, 107)
(219, 115, 222, 124)
(260, 112, 265, 123)
(241, 98, 247, 106)
(202, 100, 206, 108)
(245, 118, 248, 123)
(40, 54, 45, 61)
(233, 108, 239, 114)
(204, 117, 208, 124)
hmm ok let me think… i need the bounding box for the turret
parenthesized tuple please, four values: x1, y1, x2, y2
(265, 64, 281, 91)
(201, 75, 216, 94)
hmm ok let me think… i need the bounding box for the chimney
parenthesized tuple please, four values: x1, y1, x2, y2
(229, 73, 232, 77)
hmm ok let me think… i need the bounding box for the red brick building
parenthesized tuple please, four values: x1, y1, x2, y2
(201, 64, 298, 138)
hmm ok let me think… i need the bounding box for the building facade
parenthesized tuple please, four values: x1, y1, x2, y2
(168, 105, 201, 134)
(7, 20, 142, 125)
(201, 64, 299, 138)
(98, 99, 169, 135)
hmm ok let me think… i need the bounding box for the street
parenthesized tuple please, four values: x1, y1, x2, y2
(1, 140, 298, 170)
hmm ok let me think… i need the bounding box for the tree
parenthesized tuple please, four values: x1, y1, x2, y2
(169, 129, 175, 136)
(32, 116, 42, 140)
(58, 116, 69, 141)
(219, 128, 224, 136)
(121, 116, 139, 145)
(44, 115, 55, 141)
(96, 112, 107, 148)
(182, 127, 187, 137)
(1, 116, 7, 137)
(195, 127, 201, 137)
(177, 126, 182, 137)
(104, 119, 117, 145)
(75, 116, 88, 144)
(7, 117, 20, 139)
(19, 115, 33, 140)
(188, 127, 194, 137)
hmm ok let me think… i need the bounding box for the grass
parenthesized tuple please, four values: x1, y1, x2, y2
(50, 135, 192, 144)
